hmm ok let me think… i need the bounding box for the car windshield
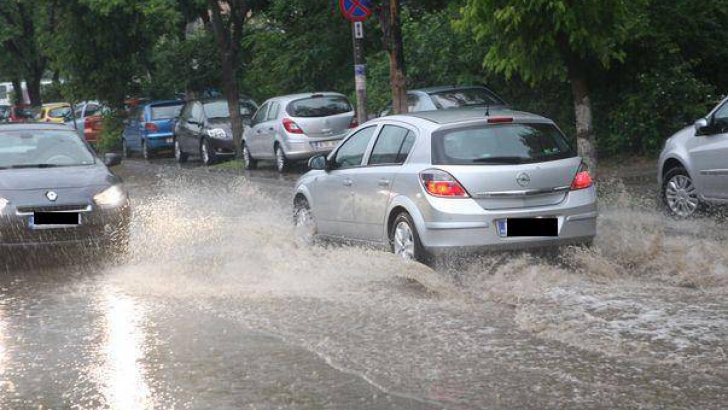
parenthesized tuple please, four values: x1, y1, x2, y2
(0, 130, 96, 169)
(203, 100, 257, 120)
(48, 106, 71, 119)
(288, 96, 352, 118)
(151, 104, 184, 120)
(430, 88, 504, 109)
(432, 123, 576, 165)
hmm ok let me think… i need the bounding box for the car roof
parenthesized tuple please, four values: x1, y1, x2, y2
(413, 85, 495, 94)
(392, 107, 551, 125)
(0, 123, 74, 132)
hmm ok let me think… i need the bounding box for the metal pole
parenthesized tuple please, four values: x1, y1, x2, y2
(352, 21, 367, 124)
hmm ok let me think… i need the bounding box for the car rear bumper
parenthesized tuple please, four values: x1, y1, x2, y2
(145, 134, 175, 150)
(416, 187, 598, 253)
(282, 135, 346, 161)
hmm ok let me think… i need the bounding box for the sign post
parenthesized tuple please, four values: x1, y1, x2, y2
(340, 0, 372, 125)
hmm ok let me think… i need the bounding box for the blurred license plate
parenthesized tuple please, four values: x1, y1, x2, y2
(497, 218, 558, 237)
(32, 212, 80, 227)
(165, 138, 173, 144)
(312, 141, 338, 150)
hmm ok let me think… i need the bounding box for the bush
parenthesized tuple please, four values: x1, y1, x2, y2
(96, 112, 125, 154)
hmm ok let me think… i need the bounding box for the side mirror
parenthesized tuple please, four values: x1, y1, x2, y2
(694, 118, 710, 135)
(308, 154, 328, 171)
(104, 153, 123, 167)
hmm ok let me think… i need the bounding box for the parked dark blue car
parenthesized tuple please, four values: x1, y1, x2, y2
(121, 100, 185, 159)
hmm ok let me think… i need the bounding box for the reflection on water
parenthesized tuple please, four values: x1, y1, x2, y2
(100, 291, 155, 410)
(0, 303, 7, 392)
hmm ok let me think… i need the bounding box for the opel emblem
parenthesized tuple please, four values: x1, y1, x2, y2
(46, 191, 58, 202)
(516, 173, 531, 187)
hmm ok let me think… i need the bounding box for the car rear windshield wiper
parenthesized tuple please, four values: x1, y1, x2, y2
(10, 164, 61, 169)
(471, 156, 526, 164)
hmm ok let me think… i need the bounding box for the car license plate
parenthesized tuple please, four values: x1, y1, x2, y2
(31, 212, 80, 227)
(497, 218, 558, 237)
(165, 137, 173, 144)
(312, 141, 338, 150)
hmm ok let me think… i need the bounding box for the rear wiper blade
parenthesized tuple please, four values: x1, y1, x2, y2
(10, 164, 60, 169)
(471, 156, 525, 164)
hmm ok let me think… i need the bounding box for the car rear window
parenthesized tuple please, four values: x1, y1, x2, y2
(432, 123, 576, 165)
(430, 88, 504, 110)
(151, 104, 184, 120)
(48, 107, 71, 118)
(288, 96, 352, 118)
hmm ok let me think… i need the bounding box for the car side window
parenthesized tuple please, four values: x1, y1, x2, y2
(267, 102, 280, 121)
(252, 103, 269, 125)
(191, 103, 204, 123)
(369, 125, 416, 166)
(333, 126, 377, 169)
(85, 104, 100, 116)
(714, 103, 728, 133)
(407, 95, 420, 112)
(74, 108, 84, 118)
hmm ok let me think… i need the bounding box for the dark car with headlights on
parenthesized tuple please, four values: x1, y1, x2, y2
(174, 97, 258, 166)
(0, 124, 130, 254)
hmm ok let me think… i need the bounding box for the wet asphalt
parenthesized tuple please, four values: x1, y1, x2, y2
(0, 158, 725, 410)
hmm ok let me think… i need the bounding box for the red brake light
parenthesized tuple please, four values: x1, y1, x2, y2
(571, 164, 593, 190)
(487, 117, 514, 124)
(145, 122, 159, 132)
(283, 118, 304, 134)
(349, 117, 358, 129)
(420, 169, 469, 198)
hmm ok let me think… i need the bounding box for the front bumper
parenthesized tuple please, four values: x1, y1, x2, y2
(208, 138, 236, 157)
(415, 188, 598, 253)
(0, 201, 130, 250)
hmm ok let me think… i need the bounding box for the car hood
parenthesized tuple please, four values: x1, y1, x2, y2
(0, 165, 118, 191)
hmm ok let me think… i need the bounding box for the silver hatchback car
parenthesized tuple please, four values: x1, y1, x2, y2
(293, 108, 597, 263)
(659, 97, 728, 217)
(243, 92, 357, 173)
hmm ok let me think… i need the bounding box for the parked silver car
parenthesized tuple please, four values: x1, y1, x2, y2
(243, 92, 357, 173)
(378, 85, 506, 117)
(293, 108, 597, 263)
(659, 97, 728, 217)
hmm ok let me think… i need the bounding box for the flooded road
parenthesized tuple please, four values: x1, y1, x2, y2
(0, 159, 726, 409)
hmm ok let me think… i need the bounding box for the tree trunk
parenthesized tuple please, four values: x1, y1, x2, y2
(221, 57, 243, 157)
(566, 67, 597, 174)
(380, 0, 407, 114)
(11, 78, 23, 105)
(26, 73, 42, 107)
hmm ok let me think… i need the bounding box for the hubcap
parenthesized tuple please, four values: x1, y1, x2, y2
(202, 142, 209, 164)
(174, 140, 181, 160)
(393, 221, 416, 261)
(142, 142, 148, 159)
(243, 146, 251, 164)
(294, 206, 316, 244)
(666, 174, 699, 217)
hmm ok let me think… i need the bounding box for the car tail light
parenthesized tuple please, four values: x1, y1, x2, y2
(487, 117, 514, 124)
(145, 122, 159, 132)
(571, 163, 593, 190)
(283, 118, 304, 134)
(349, 117, 358, 129)
(420, 169, 469, 198)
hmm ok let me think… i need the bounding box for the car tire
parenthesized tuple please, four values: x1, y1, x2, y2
(661, 166, 702, 218)
(275, 145, 288, 173)
(201, 138, 217, 166)
(141, 140, 153, 160)
(390, 212, 431, 265)
(174, 138, 188, 163)
(243, 143, 257, 170)
(122, 139, 132, 159)
(293, 197, 317, 245)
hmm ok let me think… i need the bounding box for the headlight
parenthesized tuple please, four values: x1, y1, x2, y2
(206, 128, 228, 139)
(94, 185, 127, 207)
(0, 198, 8, 215)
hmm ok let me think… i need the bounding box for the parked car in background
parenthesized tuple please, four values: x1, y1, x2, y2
(174, 97, 258, 166)
(294, 107, 597, 264)
(121, 100, 184, 159)
(0, 123, 130, 252)
(37, 103, 72, 124)
(5, 105, 37, 123)
(659, 97, 728, 218)
(243, 92, 357, 173)
(66, 101, 104, 144)
(379, 86, 506, 117)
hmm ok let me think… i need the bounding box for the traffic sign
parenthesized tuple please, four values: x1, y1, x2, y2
(340, 0, 372, 22)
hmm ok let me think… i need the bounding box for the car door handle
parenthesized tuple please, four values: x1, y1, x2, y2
(378, 179, 391, 187)
(343, 179, 353, 187)
(256, 129, 262, 134)
(268, 127, 274, 131)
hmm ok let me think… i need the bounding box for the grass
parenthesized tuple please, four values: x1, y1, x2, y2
(211, 159, 247, 171)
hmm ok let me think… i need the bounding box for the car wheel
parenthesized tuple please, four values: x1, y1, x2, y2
(174, 138, 188, 163)
(390, 212, 430, 264)
(201, 138, 217, 166)
(141, 140, 153, 160)
(122, 139, 132, 159)
(293, 197, 317, 245)
(275, 145, 288, 173)
(243, 143, 257, 170)
(662, 166, 701, 218)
